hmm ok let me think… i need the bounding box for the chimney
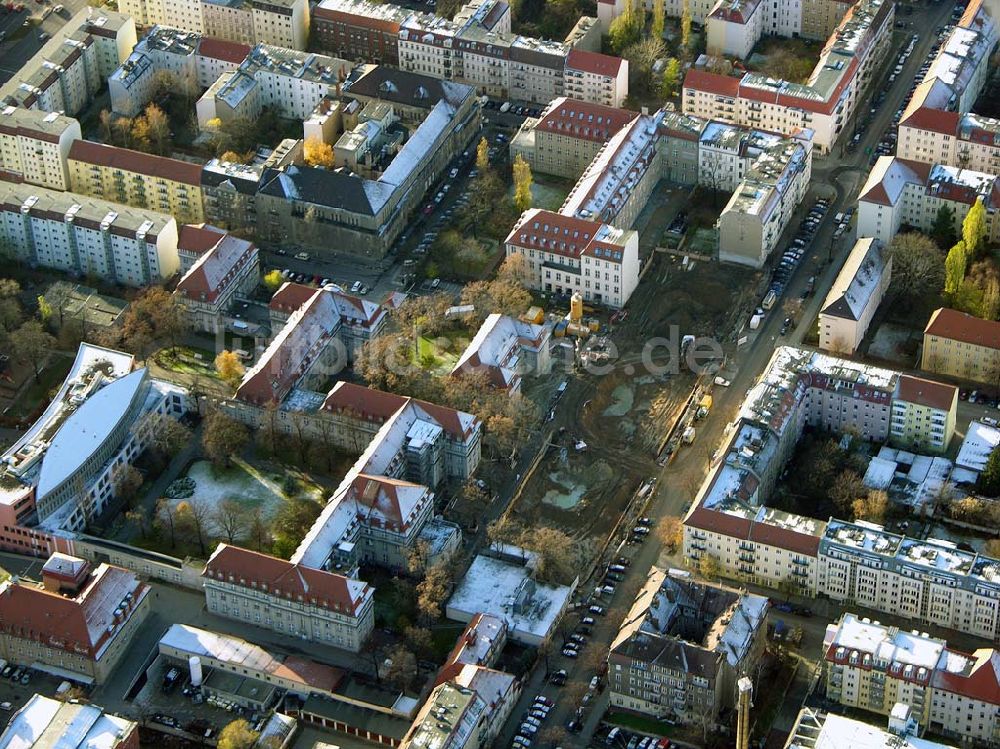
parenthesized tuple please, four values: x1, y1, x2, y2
(736, 677, 753, 749)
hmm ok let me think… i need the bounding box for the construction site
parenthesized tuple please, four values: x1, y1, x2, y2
(506, 253, 762, 570)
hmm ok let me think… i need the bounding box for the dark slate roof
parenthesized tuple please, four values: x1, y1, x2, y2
(257, 165, 379, 216)
(343, 65, 472, 109)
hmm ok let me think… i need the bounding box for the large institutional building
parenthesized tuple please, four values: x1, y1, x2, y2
(0, 344, 187, 539)
(203, 543, 375, 651)
(0, 554, 150, 683)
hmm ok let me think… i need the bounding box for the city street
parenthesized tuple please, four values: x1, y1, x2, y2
(0, 0, 93, 85)
(493, 2, 962, 748)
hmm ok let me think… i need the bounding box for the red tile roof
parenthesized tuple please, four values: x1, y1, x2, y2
(178, 224, 225, 255)
(932, 648, 1000, 704)
(566, 49, 625, 78)
(896, 374, 957, 412)
(535, 98, 636, 144)
(197, 37, 251, 65)
(900, 106, 960, 136)
(203, 544, 371, 616)
(0, 564, 148, 660)
(278, 656, 345, 693)
(322, 382, 477, 440)
(506, 209, 625, 262)
(683, 69, 741, 98)
(925, 307, 1000, 350)
(68, 140, 203, 186)
(269, 281, 318, 314)
(175, 233, 257, 304)
(343, 473, 429, 532)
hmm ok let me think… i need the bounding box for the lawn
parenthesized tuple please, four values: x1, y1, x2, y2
(153, 346, 219, 378)
(750, 36, 821, 84)
(413, 330, 469, 375)
(169, 459, 325, 533)
(605, 711, 683, 738)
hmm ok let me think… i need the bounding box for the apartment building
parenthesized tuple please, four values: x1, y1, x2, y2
(824, 612, 1000, 744)
(599, 0, 851, 42)
(718, 132, 812, 267)
(922, 307, 1000, 385)
(67, 141, 206, 225)
(819, 237, 891, 356)
(314, 0, 628, 107)
(174, 226, 260, 333)
(254, 70, 478, 258)
(929, 648, 1000, 746)
(889, 375, 957, 455)
(249, 0, 310, 51)
(0, 7, 136, 116)
(609, 568, 769, 727)
(0, 181, 180, 286)
(0, 695, 139, 749)
(504, 209, 640, 308)
(682, 0, 894, 153)
(563, 49, 628, 109)
(0, 554, 150, 683)
(202, 543, 375, 652)
(452, 313, 551, 392)
(706, 0, 767, 59)
(683, 351, 1000, 641)
(857, 157, 999, 246)
(400, 682, 487, 749)
(923, 2, 997, 114)
(899, 108, 1000, 173)
(200, 158, 263, 229)
(109, 26, 250, 117)
(510, 98, 637, 179)
(819, 520, 1000, 641)
(824, 613, 944, 726)
(312, 0, 410, 65)
(683, 347, 912, 592)
(196, 45, 352, 126)
(0, 107, 81, 191)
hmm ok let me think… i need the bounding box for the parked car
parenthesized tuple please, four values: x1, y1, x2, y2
(561, 648, 579, 658)
(550, 669, 567, 685)
(589, 605, 606, 615)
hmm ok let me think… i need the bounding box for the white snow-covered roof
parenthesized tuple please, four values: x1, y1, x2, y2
(451, 313, 548, 389)
(447, 555, 572, 643)
(718, 593, 768, 667)
(36, 368, 149, 500)
(787, 708, 957, 749)
(0, 694, 136, 749)
(863, 456, 897, 490)
(821, 238, 887, 321)
(828, 613, 944, 670)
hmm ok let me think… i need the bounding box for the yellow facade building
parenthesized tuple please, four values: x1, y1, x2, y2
(922, 307, 1000, 385)
(67, 140, 205, 224)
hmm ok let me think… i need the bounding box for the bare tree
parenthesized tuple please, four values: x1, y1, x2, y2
(214, 499, 249, 543)
(177, 497, 212, 556)
(156, 497, 177, 548)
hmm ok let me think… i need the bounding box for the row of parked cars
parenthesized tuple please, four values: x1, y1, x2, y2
(769, 197, 829, 300)
(0, 663, 31, 686)
(511, 695, 555, 748)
